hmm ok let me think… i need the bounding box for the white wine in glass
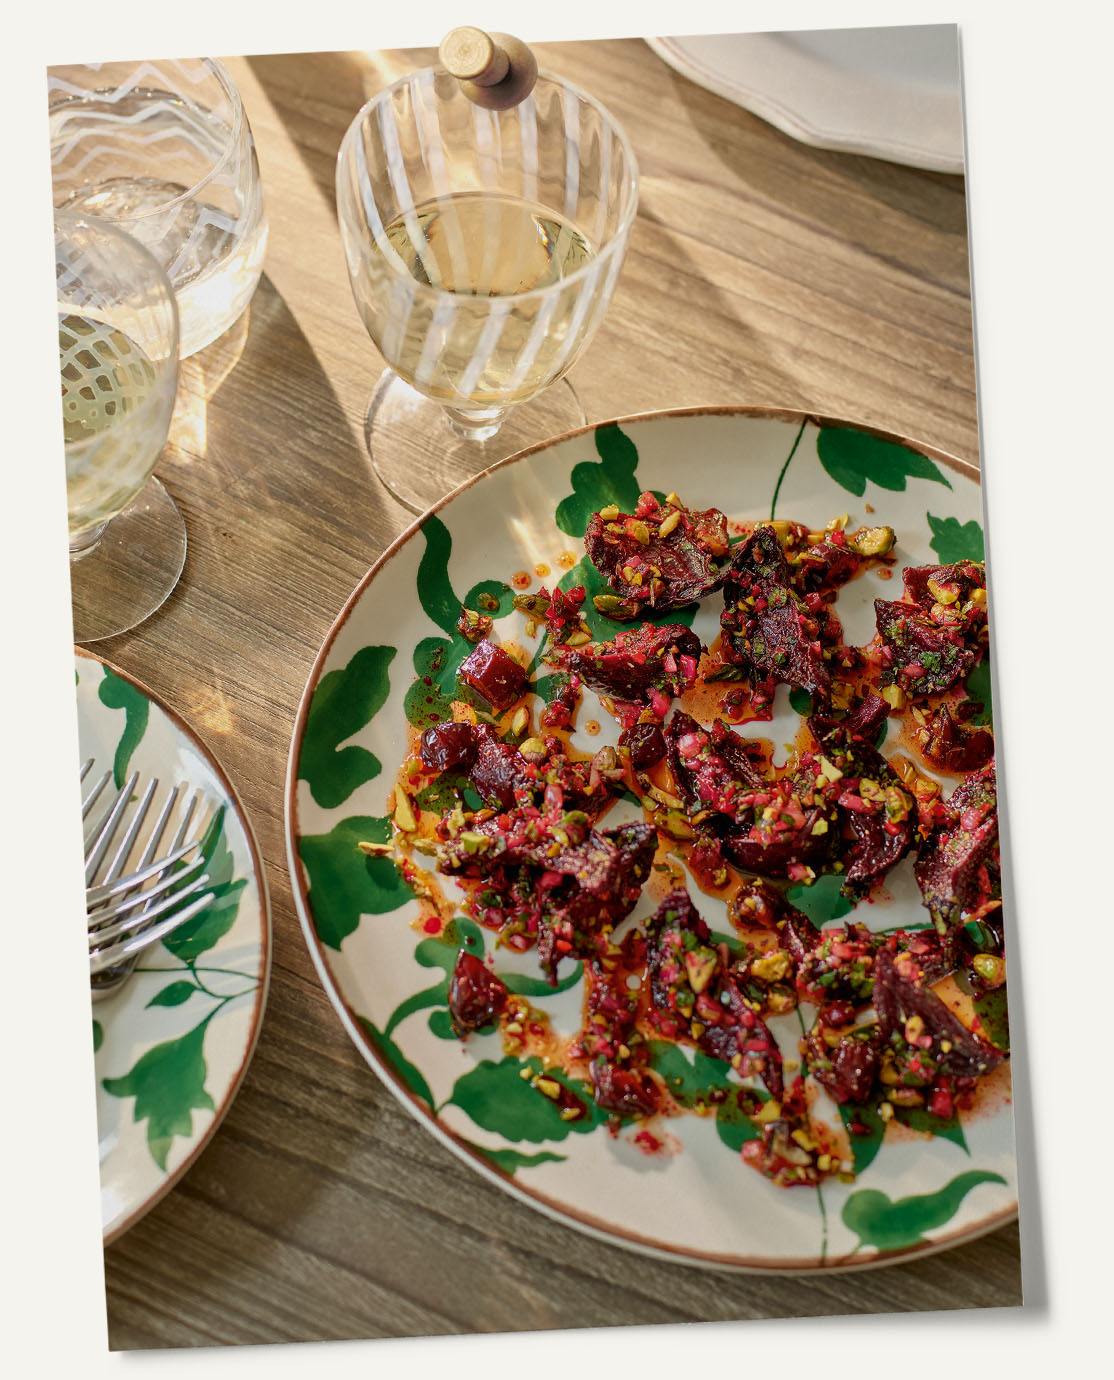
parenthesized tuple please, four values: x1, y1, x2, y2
(337, 65, 638, 514)
(57, 213, 182, 644)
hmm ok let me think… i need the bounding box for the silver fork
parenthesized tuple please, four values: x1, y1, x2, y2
(82, 759, 216, 999)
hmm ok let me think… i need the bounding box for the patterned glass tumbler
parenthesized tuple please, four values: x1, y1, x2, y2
(49, 59, 267, 358)
(336, 66, 639, 513)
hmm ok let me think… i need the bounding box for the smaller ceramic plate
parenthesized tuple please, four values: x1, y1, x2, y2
(78, 649, 270, 1243)
(648, 26, 965, 173)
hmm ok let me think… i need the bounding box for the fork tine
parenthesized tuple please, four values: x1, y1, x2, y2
(90, 890, 215, 975)
(84, 771, 139, 882)
(89, 872, 212, 949)
(88, 850, 205, 921)
(100, 778, 158, 887)
(80, 758, 94, 783)
(81, 769, 112, 820)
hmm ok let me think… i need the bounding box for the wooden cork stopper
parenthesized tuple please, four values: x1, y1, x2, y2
(439, 27, 538, 110)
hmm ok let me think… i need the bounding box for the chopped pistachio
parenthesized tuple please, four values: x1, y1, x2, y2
(751, 950, 791, 983)
(510, 705, 530, 737)
(657, 509, 682, 538)
(563, 629, 592, 647)
(848, 524, 895, 557)
(626, 519, 651, 546)
(881, 684, 907, 710)
(535, 1077, 562, 1100)
(357, 839, 394, 857)
(393, 791, 418, 832)
(755, 1099, 782, 1125)
(519, 737, 547, 761)
(598, 503, 620, 521)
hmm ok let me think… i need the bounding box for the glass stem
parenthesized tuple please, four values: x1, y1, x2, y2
(442, 403, 508, 443)
(70, 521, 108, 557)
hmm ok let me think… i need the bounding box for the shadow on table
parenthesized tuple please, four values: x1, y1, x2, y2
(245, 50, 433, 216)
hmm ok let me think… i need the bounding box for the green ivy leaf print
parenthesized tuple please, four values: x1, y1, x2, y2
(555, 423, 642, 538)
(501, 965, 584, 998)
(839, 1100, 887, 1175)
(98, 666, 149, 788)
(299, 816, 414, 950)
(817, 427, 951, 499)
(469, 1144, 567, 1175)
(102, 1015, 216, 1169)
(894, 1104, 969, 1154)
(92, 1019, 103, 1052)
(786, 872, 854, 926)
(964, 657, 993, 728)
(358, 1017, 433, 1107)
(788, 687, 813, 716)
(975, 986, 1010, 1053)
(447, 1056, 603, 1143)
(146, 980, 198, 1009)
(648, 1042, 762, 1152)
(841, 1170, 1005, 1252)
(161, 805, 247, 964)
(298, 645, 396, 809)
(405, 517, 515, 729)
(927, 513, 984, 563)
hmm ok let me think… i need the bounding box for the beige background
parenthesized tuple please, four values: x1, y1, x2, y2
(94, 40, 1019, 1346)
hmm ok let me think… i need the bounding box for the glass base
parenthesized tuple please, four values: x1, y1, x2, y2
(70, 476, 187, 643)
(364, 372, 586, 515)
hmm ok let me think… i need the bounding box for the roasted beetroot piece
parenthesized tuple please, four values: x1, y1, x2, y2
(915, 701, 994, 773)
(619, 720, 667, 770)
(437, 794, 594, 875)
(809, 693, 889, 750)
(645, 891, 783, 1098)
(544, 585, 588, 644)
(467, 723, 532, 810)
(582, 956, 639, 1056)
(456, 606, 493, 643)
(872, 945, 1003, 1082)
(448, 950, 508, 1035)
(729, 878, 787, 931)
(584, 491, 732, 612)
(903, 560, 986, 613)
(806, 1022, 882, 1104)
(721, 769, 838, 878)
(915, 763, 999, 931)
(540, 674, 581, 730)
(790, 922, 879, 1006)
(875, 598, 976, 699)
(721, 525, 831, 702)
(699, 970, 784, 1099)
(590, 1061, 660, 1118)
(809, 696, 916, 891)
(665, 712, 764, 817)
(534, 821, 657, 979)
(791, 530, 864, 594)
(546, 622, 701, 712)
(419, 719, 478, 774)
(741, 1079, 825, 1187)
(457, 639, 527, 713)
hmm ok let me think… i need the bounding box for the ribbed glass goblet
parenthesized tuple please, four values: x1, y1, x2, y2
(336, 66, 638, 513)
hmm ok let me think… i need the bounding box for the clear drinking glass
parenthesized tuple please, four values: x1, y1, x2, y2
(336, 66, 639, 513)
(58, 213, 182, 643)
(49, 59, 267, 358)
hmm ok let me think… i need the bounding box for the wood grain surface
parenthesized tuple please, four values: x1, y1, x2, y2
(90, 39, 1019, 1348)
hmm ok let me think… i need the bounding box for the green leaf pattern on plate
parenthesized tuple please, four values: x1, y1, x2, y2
(927, 512, 984, 563)
(817, 426, 952, 498)
(298, 816, 413, 950)
(98, 666, 149, 788)
(299, 646, 396, 809)
(841, 1170, 1005, 1252)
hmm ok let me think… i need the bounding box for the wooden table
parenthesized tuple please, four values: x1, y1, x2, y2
(99, 40, 1019, 1347)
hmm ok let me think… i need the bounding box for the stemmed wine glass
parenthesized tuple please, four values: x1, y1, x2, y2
(58, 213, 181, 643)
(336, 63, 639, 514)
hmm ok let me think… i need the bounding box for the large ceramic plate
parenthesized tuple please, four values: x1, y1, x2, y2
(285, 408, 1015, 1271)
(79, 650, 271, 1242)
(647, 27, 964, 173)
